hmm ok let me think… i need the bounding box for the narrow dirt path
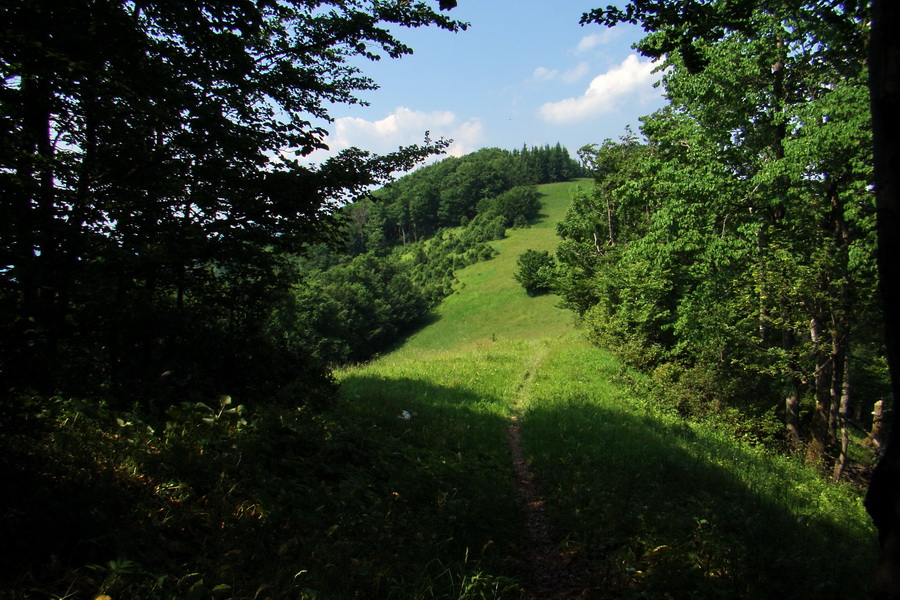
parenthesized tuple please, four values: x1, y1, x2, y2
(506, 346, 582, 599)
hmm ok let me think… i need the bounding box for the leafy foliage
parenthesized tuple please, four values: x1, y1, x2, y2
(0, 0, 463, 404)
(558, 0, 885, 470)
(287, 252, 432, 364)
(341, 145, 586, 254)
(513, 249, 557, 296)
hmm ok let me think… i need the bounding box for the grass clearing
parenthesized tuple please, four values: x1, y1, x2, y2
(332, 338, 556, 597)
(329, 179, 877, 599)
(400, 180, 587, 352)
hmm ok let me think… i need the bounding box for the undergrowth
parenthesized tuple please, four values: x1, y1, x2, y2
(0, 389, 521, 599)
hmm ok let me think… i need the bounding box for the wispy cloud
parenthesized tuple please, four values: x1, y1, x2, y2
(538, 54, 662, 124)
(561, 61, 590, 83)
(531, 61, 590, 84)
(298, 107, 485, 164)
(575, 28, 625, 54)
(532, 66, 559, 82)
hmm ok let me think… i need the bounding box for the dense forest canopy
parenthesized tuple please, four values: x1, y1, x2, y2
(344, 145, 587, 252)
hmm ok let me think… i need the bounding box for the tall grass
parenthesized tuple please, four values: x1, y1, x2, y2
(334, 337, 571, 597)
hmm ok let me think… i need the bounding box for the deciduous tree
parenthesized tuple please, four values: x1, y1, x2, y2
(0, 0, 462, 399)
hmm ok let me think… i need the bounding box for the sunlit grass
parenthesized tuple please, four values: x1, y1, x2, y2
(400, 180, 586, 352)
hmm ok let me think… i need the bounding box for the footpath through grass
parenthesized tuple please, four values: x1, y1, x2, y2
(328, 179, 877, 599)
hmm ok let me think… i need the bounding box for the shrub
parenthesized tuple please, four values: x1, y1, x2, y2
(514, 249, 557, 296)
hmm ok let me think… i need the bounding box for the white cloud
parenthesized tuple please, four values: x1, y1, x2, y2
(575, 28, 624, 54)
(576, 33, 606, 54)
(538, 54, 662, 124)
(298, 106, 485, 164)
(532, 66, 559, 82)
(532, 62, 590, 84)
(561, 61, 591, 84)
(447, 119, 486, 157)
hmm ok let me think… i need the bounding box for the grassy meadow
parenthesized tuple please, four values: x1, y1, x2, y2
(325, 179, 877, 598)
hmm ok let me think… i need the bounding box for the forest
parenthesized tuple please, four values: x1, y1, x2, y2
(2, 0, 899, 598)
(555, 14, 879, 475)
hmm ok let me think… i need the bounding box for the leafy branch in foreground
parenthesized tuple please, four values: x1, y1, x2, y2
(0, 0, 463, 403)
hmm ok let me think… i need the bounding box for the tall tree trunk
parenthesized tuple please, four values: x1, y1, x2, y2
(604, 192, 616, 245)
(14, 74, 58, 389)
(758, 29, 787, 344)
(827, 177, 851, 438)
(783, 326, 803, 449)
(806, 314, 833, 466)
(829, 327, 848, 438)
(833, 357, 852, 480)
(865, 0, 900, 596)
(757, 230, 768, 342)
(784, 378, 802, 450)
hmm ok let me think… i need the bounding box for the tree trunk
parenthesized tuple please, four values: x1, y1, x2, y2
(806, 315, 833, 466)
(833, 357, 852, 480)
(872, 399, 888, 453)
(604, 192, 616, 245)
(829, 328, 848, 438)
(865, 0, 900, 596)
(757, 230, 768, 342)
(828, 176, 852, 438)
(783, 325, 802, 449)
(785, 379, 802, 450)
(13, 74, 59, 389)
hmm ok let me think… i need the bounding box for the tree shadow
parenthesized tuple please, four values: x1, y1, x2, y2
(0, 375, 524, 599)
(381, 311, 442, 354)
(332, 373, 528, 592)
(522, 397, 878, 599)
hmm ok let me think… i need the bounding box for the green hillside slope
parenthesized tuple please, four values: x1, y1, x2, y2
(332, 179, 877, 599)
(400, 179, 588, 352)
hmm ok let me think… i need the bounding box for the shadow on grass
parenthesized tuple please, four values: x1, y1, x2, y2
(0, 376, 524, 600)
(530, 211, 551, 226)
(7, 368, 873, 599)
(522, 397, 877, 600)
(381, 311, 442, 355)
(333, 373, 528, 595)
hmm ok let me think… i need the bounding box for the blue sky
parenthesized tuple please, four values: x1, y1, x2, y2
(300, 1, 666, 166)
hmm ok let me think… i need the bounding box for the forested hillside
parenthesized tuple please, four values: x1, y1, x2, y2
(555, 2, 886, 479)
(289, 145, 585, 364)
